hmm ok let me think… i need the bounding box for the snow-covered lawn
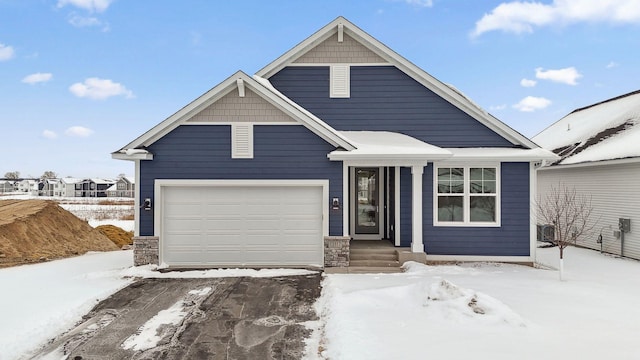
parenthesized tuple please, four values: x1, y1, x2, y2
(0, 251, 134, 360)
(2, 245, 639, 360)
(316, 246, 640, 360)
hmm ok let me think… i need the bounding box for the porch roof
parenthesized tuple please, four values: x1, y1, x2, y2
(327, 131, 452, 164)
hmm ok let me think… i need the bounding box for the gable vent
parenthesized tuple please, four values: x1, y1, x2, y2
(330, 65, 350, 98)
(232, 124, 253, 159)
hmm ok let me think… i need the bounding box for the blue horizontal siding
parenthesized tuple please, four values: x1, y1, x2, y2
(423, 162, 531, 256)
(269, 66, 514, 148)
(397, 163, 530, 255)
(140, 125, 342, 236)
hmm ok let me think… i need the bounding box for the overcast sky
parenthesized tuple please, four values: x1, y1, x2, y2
(1, 0, 639, 178)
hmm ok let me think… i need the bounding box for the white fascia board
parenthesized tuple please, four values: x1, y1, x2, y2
(256, 17, 345, 78)
(444, 148, 559, 162)
(255, 16, 537, 149)
(538, 156, 640, 170)
(116, 71, 247, 152)
(112, 152, 154, 161)
(327, 152, 449, 164)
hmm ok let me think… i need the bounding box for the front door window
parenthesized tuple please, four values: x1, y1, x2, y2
(355, 168, 379, 234)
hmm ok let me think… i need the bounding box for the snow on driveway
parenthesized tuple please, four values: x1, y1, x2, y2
(0, 251, 134, 360)
(317, 246, 640, 360)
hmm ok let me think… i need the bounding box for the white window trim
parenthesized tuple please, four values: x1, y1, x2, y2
(433, 163, 501, 227)
(330, 65, 350, 98)
(231, 123, 253, 159)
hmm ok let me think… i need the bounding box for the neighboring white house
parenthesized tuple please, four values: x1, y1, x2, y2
(533, 90, 640, 260)
(0, 180, 15, 193)
(17, 179, 39, 195)
(59, 177, 84, 197)
(40, 178, 61, 196)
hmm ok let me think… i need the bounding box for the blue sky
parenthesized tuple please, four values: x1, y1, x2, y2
(1, 0, 639, 179)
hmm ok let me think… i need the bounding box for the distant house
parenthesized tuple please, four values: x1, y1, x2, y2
(17, 179, 39, 195)
(59, 177, 84, 197)
(106, 177, 134, 197)
(79, 178, 116, 197)
(533, 90, 640, 260)
(0, 180, 15, 193)
(40, 178, 61, 196)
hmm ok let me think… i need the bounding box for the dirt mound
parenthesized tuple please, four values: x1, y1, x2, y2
(0, 200, 119, 268)
(96, 225, 133, 248)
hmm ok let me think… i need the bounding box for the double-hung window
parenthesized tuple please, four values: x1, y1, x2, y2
(435, 165, 500, 226)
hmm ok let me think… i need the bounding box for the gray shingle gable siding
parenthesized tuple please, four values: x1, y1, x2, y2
(139, 125, 343, 236)
(423, 162, 531, 256)
(269, 66, 514, 147)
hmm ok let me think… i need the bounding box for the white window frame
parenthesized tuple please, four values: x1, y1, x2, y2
(433, 163, 501, 227)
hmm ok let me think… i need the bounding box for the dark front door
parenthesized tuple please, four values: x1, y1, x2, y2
(354, 168, 380, 235)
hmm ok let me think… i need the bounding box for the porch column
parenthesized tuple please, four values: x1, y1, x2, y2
(411, 165, 424, 253)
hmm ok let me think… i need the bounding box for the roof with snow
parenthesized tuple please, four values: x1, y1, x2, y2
(533, 90, 640, 166)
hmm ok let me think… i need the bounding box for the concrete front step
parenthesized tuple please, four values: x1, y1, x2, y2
(325, 266, 403, 274)
(349, 259, 401, 268)
(350, 253, 397, 261)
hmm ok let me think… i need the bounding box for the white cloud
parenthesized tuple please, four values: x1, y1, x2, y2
(472, 0, 640, 37)
(606, 61, 619, 69)
(57, 0, 113, 13)
(513, 96, 552, 112)
(403, 0, 433, 7)
(42, 130, 58, 139)
(65, 126, 94, 137)
(69, 78, 134, 100)
(67, 14, 110, 31)
(390, 0, 433, 7)
(520, 78, 537, 87)
(22, 73, 53, 84)
(489, 104, 507, 111)
(535, 67, 582, 85)
(68, 14, 99, 27)
(0, 43, 15, 61)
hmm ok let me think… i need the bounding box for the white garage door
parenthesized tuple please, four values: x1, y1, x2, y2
(160, 184, 324, 267)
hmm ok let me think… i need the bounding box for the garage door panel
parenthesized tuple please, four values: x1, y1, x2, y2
(204, 204, 243, 216)
(165, 233, 202, 246)
(165, 203, 201, 217)
(203, 219, 243, 231)
(164, 218, 201, 232)
(161, 184, 323, 267)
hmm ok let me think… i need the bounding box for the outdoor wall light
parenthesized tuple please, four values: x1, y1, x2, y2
(142, 198, 152, 211)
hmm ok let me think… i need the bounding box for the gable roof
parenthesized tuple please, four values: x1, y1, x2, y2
(533, 90, 640, 166)
(60, 177, 83, 185)
(256, 16, 538, 149)
(113, 71, 355, 159)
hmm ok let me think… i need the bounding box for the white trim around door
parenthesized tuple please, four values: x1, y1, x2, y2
(350, 167, 385, 240)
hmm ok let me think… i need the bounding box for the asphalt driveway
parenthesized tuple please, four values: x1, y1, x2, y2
(37, 274, 322, 360)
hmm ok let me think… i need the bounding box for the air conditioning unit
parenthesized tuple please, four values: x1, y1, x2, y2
(537, 224, 555, 243)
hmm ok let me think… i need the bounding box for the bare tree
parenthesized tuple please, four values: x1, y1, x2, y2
(537, 183, 594, 280)
(41, 171, 57, 179)
(4, 171, 20, 179)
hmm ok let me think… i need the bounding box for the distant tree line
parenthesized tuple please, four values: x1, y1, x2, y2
(4, 170, 57, 180)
